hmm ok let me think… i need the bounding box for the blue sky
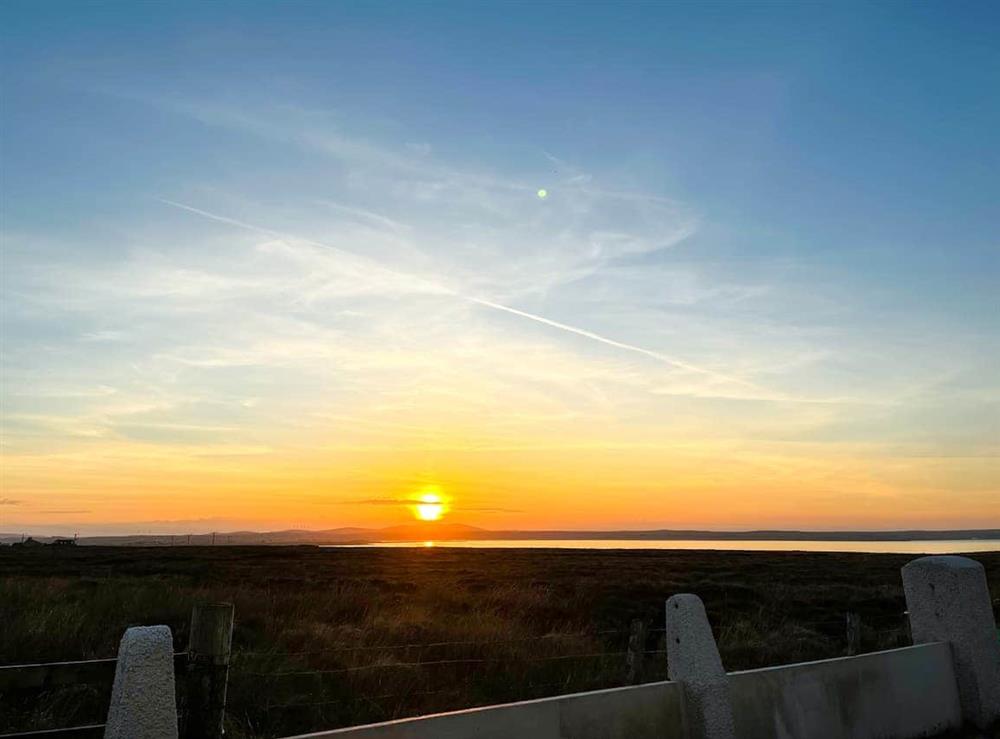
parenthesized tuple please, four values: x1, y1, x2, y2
(1, 1, 998, 534)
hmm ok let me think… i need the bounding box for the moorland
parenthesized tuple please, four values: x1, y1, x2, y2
(2, 545, 997, 737)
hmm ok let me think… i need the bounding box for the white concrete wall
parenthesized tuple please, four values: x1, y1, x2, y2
(282, 555, 994, 739)
(289, 643, 965, 739)
(286, 680, 686, 739)
(728, 643, 962, 739)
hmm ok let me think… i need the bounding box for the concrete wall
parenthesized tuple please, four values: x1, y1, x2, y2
(289, 644, 964, 739)
(729, 643, 962, 739)
(286, 680, 686, 739)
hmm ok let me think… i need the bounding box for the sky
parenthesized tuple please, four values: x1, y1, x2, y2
(1, 1, 998, 536)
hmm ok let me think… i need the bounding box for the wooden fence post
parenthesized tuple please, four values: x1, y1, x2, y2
(625, 619, 647, 685)
(846, 612, 861, 656)
(183, 603, 234, 739)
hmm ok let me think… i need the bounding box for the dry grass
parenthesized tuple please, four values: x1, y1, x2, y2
(1, 546, 997, 737)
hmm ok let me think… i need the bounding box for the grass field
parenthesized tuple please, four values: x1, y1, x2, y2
(1, 545, 998, 737)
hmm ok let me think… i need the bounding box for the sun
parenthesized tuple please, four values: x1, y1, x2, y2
(412, 489, 447, 522)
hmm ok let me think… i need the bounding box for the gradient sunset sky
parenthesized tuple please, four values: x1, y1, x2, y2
(2, 1, 998, 535)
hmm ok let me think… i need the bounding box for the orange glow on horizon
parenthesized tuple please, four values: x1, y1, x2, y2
(2, 425, 997, 535)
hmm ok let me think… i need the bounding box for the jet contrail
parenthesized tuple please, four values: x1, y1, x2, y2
(162, 199, 391, 267)
(159, 198, 453, 296)
(469, 297, 755, 388)
(160, 198, 758, 390)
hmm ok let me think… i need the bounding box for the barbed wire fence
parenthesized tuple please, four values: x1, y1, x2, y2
(224, 623, 670, 728)
(1, 606, 916, 736)
(222, 611, 913, 724)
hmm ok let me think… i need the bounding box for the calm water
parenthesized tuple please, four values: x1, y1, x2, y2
(328, 539, 1000, 554)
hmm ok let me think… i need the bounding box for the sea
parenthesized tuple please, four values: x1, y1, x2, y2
(327, 539, 1000, 554)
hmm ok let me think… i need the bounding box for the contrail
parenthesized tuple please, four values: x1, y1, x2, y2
(161, 199, 278, 237)
(159, 199, 452, 296)
(162, 200, 385, 266)
(159, 199, 758, 390)
(469, 297, 755, 388)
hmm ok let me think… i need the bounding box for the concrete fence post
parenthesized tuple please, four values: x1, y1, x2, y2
(184, 602, 234, 739)
(665, 594, 735, 739)
(902, 555, 1000, 731)
(104, 625, 179, 739)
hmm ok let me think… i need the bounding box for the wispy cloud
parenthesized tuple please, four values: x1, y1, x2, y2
(340, 498, 418, 506)
(38, 509, 91, 515)
(6, 90, 994, 532)
(159, 198, 760, 394)
(340, 498, 522, 513)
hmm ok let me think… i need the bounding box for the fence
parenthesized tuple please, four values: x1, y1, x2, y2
(3, 555, 998, 739)
(281, 555, 1000, 739)
(0, 604, 233, 739)
(0, 617, 903, 735)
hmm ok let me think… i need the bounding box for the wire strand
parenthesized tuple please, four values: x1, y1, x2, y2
(235, 629, 628, 661)
(241, 651, 631, 678)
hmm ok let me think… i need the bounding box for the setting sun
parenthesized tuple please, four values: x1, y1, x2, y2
(413, 490, 446, 522)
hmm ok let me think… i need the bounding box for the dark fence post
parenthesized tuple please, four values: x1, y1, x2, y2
(184, 603, 234, 739)
(625, 618, 647, 685)
(846, 611, 861, 656)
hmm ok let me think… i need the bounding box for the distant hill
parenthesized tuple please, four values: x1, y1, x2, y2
(2, 526, 998, 547)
